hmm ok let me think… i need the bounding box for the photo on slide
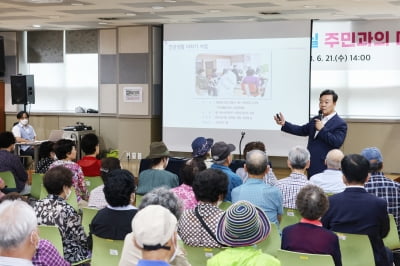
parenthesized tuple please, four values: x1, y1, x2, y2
(195, 52, 271, 99)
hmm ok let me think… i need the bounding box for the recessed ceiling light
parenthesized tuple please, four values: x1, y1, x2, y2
(152, 6, 164, 10)
(32, 24, 41, 28)
(125, 13, 136, 16)
(98, 22, 108, 25)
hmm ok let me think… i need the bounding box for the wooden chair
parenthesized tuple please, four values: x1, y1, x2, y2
(277, 249, 335, 266)
(336, 232, 375, 266)
(91, 235, 124, 266)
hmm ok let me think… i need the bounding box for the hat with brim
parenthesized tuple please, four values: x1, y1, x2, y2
(147, 141, 170, 159)
(192, 137, 214, 158)
(211, 141, 235, 162)
(216, 200, 271, 247)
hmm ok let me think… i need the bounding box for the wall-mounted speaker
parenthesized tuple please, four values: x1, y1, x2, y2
(11, 75, 35, 105)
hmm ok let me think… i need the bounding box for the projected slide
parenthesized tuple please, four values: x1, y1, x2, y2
(163, 22, 311, 155)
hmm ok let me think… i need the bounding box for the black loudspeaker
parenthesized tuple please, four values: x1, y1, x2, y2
(0, 36, 5, 77)
(11, 75, 35, 105)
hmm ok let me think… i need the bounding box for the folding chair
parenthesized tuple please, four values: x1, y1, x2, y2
(181, 243, 224, 266)
(255, 223, 281, 257)
(277, 249, 335, 266)
(135, 194, 142, 207)
(0, 171, 16, 189)
(218, 201, 232, 211)
(38, 224, 64, 256)
(81, 207, 99, 235)
(84, 176, 103, 193)
(30, 173, 44, 199)
(91, 235, 124, 266)
(383, 214, 400, 250)
(336, 232, 375, 266)
(280, 208, 302, 229)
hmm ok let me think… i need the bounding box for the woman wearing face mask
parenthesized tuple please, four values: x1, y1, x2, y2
(35, 141, 56, 174)
(11, 111, 36, 157)
(33, 166, 90, 264)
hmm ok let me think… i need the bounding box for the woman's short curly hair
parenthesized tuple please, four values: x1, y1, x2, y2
(296, 184, 329, 220)
(138, 187, 183, 219)
(103, 169, 136, 207)
(192, 169, 228, 203)
(43, 166, 73, 195)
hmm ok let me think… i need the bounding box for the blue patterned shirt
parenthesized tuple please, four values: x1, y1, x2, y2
(365, 172, 400, 234)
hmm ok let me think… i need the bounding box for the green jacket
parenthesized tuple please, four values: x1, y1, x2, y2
(207, 246, 281, 266)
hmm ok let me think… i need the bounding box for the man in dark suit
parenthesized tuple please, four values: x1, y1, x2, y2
(321, 154, 391, 266)
(274, 89, 347, 177)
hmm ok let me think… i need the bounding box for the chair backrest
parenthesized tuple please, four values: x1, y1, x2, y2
(84, 176, 103, 193)
(254, 223, 281, 257)
(336, 232, 375, 266)
(82, 207, 99, 235)
(182, 243, 224, 266)
(91, 235, 124, 266)
(277, 249, 335, 266)
(280, 208, 302, 229)
(30, 173, 44, 199)
(38, 225, 64, 256)
(135, 194, 142, 207)
(0, 171, 16, 189)
(66, 187, 80, 213)
(218, 201, 232, 211)
(383, 214, 400, 250)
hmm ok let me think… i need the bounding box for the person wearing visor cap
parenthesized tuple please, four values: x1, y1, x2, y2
(210, 141, 242, 202)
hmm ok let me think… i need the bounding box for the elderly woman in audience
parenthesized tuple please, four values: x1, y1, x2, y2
(171, 159, 206, 210)
(119, 187, 189, 266)
(207, 201, 280, 266)
(88, 157, 121, 209)
(178, 168, 228, 248)
(281, 184, 342, 266)
(49, 139, 88, 204)
(89, 169, 137, 247)
(190, 136, 214, 168)
(35, 141, 56, 174)
(34, 166, 90, 264)
(236, 141, 278, 185)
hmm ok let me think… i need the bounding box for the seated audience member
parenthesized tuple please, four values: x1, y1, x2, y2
(0, 199, 39, 265)
(88, 157, 121, 209)
(50, 139, 88, 203)
(119, 187, 189, 266)
(0, 194, 69, 266)
(132, 205, 178, 266)
(90, 169, 137, 245)
(236, 141, 278, 185)
(0, 178, 5, 199)
(310, 149, 345, 194)
(282, 185, 342, 266)
(232, 150, 283, 225)
(136, 142, 179, 195)
(35, 141, 56, 174)
(190, 136, 214, 168)
(11, 111, 36, 157)
(34, 166, 90, 264)
(77, 133, 101, 177)
(277, 146, 311, 209)
(207, 201, 280, 266)
(178, 168, 228, 248)
(0, 131, 29, 194)
(362, 147, 400, 236)
(322, 154, 392, 266)
(171, 159, 206, 210)
(210, 141, 242, 201)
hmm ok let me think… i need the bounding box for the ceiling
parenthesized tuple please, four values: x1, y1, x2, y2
(0, 0, 400, 31)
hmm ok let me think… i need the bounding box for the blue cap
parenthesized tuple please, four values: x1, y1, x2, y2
(361, 147, 383, 163)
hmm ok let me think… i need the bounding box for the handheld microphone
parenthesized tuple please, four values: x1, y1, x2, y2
(318, 110, 323, 120)
(239, 131, 246, 160)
